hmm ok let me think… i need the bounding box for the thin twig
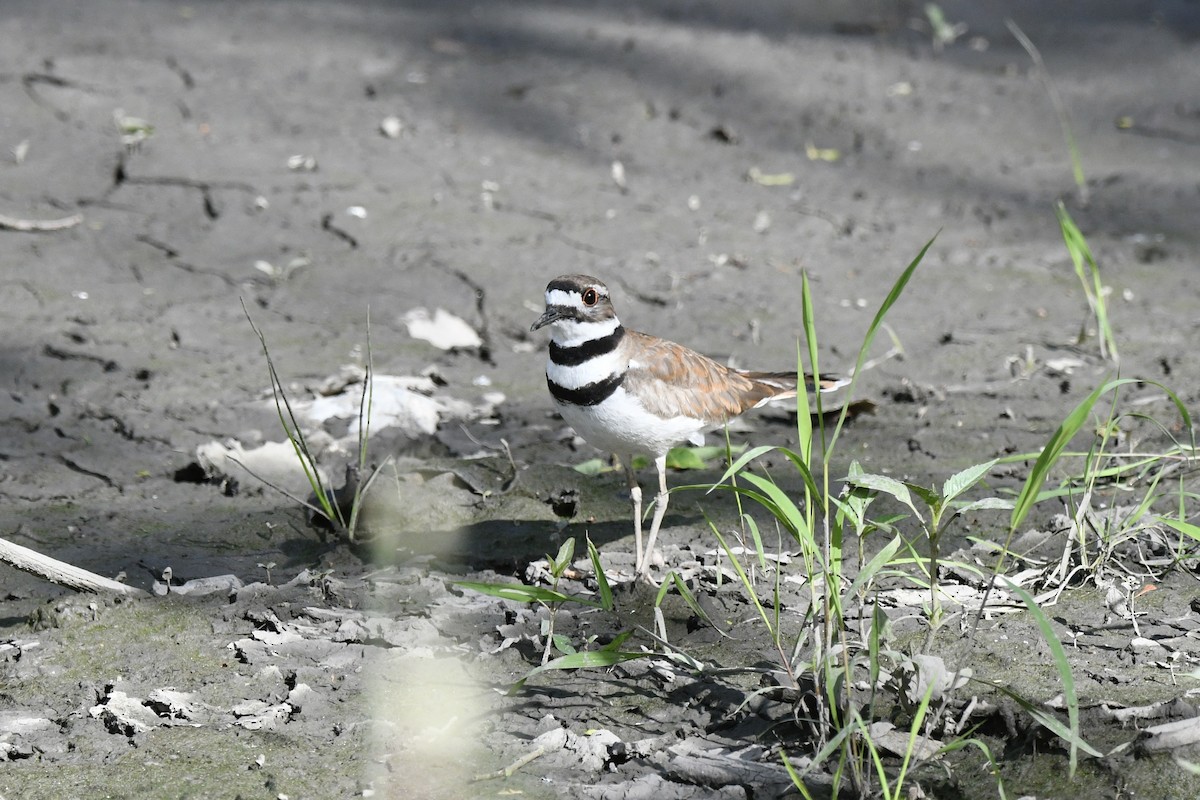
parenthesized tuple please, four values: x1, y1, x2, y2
(470, 745, 548, 782)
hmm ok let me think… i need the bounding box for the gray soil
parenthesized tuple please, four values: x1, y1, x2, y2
(4, 1, 1200, 798)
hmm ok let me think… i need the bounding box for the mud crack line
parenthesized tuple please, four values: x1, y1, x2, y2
(58, 455, 123, 493)
(434, 258, 495, 365)
(320, 213, 359, 248)
(135, 234, 239, 288)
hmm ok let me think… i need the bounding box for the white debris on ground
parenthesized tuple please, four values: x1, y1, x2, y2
(300, 374, 503, 441)
(401, 307, 483, 350)
(193, 367, 504, 489)
(196, 438, 330, 492)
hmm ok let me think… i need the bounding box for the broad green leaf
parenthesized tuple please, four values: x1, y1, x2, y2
(846, 472, 922, 520)
(942, 459, 998, 503)
(664, 443, 746, 470)
(551, 537, 575, 573)
(509, 649, 650, 694)
(573, 458, 610, 476)
(907, 482, 941, 509)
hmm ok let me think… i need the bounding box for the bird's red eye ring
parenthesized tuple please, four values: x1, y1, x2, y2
(581, 288, 598, 306)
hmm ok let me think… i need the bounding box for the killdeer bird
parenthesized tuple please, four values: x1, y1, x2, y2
(531, 275, 847, 581)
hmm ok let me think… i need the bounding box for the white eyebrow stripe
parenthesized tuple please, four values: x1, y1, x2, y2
(546, 286, 607, 307)
(546, 288, 581, 308)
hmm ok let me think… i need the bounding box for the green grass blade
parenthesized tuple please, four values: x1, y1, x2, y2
(242, 299, 342, 528)
(347, 309, 375, 540)
(1135, 378, 1195, 446)
(743, 513, 768, 570)
(662, 571, 721, 632)
(847, 535, 904, 599)
(855, 712, 895, 800)
(707, 444, 822, 502)
(1157, 516, 1200, 543)
(710, 444, 779, 488)
(1009, 379, 1136, 532)
(826, 234, 935, 457)
(357, 308, 374, 469)
(780, 751, 817, 800)
(776, 448, 823, 500)
(695, 483, 783, 520)
(1000, 578, 1099, 772)
(709, 518, 778, 638)
(739, 471, 813, 546)
(587, 536, 614, 611)
(892, 678, 938, 796)
(785, 716, 859, 789)
(1008, 19, 1088, 204)
(938, 736, 1008, 799)
(453, 580, 602, 609)
(798, 271, 817, 460)
(1057, 203, 1116, 362)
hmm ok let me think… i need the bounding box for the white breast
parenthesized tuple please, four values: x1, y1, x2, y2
(555, 385, 707, 457)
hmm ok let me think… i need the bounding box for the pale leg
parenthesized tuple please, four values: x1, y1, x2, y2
(624, 454, 645, 574)
(638, 454, 670, 582)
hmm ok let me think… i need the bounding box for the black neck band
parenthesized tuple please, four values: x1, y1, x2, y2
(547, 373, 624, 407)
(549, 325, 625, 367)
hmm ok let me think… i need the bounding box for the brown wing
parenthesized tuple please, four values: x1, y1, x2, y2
(738, 370, 848, 394)
(622, 331, 796, 425)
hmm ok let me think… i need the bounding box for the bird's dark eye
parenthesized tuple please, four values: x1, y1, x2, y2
(581, 288, 598, 306)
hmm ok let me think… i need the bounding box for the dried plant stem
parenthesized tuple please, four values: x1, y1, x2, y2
(0, 212, 83, 232)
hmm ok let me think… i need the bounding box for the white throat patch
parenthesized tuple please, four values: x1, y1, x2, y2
(549, 316, 621, 348)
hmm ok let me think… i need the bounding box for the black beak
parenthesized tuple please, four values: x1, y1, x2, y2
(530, 308, 563, 332)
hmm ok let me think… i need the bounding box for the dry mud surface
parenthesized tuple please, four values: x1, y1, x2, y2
(3, 2, 1200, 798)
